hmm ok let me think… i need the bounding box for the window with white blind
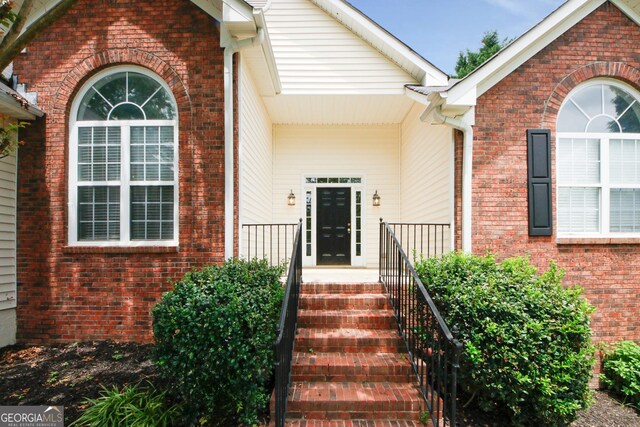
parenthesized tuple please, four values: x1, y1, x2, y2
(69, 67, 178, 246)
(557, 80, 640, 236)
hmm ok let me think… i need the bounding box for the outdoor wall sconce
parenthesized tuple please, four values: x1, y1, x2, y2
(372, 190, 381, 207)
(288, 190, 296, 206)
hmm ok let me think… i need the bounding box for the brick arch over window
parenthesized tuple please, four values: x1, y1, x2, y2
(541, 62, 640, 129)
(52, 48, 192, 118)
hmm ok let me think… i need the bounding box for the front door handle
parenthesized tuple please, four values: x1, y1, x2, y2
(347, 223, 351, 234)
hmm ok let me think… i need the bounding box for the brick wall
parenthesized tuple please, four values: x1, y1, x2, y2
(14, 0, 230, 343)
(469, 2, 640, 363)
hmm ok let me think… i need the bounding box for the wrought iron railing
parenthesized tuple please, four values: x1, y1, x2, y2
(387, 222, 451, 261)
(242, 223, 298, 266)
(379, 220, 462, 427)
(272, 219, 302, 427)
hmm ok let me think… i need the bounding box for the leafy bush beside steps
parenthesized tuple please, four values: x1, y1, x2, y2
(415, 252, 595, 426)
(152, 258, 285, 425)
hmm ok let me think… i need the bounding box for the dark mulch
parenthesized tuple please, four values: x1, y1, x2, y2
(458, 389, 640, 426)
(0, 341, 163, 424)
(571, 391, 640, 427)
(1, 342, 639, 426)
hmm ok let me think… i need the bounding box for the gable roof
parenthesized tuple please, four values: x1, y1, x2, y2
(15, 0, 639, 106)
(441, 0, 640, 107)
(309, 0, 448, 86)
(2, 0, 281, 98)
(247, 0, 448, 86)
(3, 0, 255, 42)
(6, 0, 447, 89)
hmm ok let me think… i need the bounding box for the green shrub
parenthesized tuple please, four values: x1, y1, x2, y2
(70, 383, 179, 427)
(601, 341, 640, 409)
(152, 258, 284, 425)
(415, 252, 595, 426)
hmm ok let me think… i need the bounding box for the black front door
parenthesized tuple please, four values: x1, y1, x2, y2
(317, 187, 351, 265)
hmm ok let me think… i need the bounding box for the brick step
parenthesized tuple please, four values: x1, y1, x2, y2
(300, 294, 390, 311)
(286, 382, 424, 420)
(296, 328, 404, 353)
(298, 310, 396, 330)
(301, 282, 386, 295)
(284, 420, 427, 427)
(291, 352, 414, 382)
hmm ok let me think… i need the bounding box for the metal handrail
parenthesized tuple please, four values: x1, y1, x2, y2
(242, 223, 298, 266)
(386, 222, 451, 261)
(379, 219, 462, 427)
(272, 219, 302, 427)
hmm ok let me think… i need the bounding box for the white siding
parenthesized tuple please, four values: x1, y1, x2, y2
(400, 103, 453, 252)
(0, 153, 16, 313)
(240, 60, 274, 227)
(0, 309, 16, 347)
(273, 124, 400, 267)
(264, 0, 418, 95)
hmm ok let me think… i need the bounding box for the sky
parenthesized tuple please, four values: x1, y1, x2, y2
(346, 0, 566, 75)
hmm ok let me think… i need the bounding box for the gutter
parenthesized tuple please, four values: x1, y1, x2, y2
(0, 86, 44, 120)
(423, 104, 474, 253)
(223, 27, 265, 259)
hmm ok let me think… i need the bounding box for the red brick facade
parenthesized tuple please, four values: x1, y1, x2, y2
(467, 2, 640, 356)
(12, 0, 640, 357)
(14, 0, 230, 343)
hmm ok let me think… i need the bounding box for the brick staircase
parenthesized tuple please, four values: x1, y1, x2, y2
(273, 281, 428, 426)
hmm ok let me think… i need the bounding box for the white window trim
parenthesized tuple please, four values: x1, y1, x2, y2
(557, 132, 640, 239)
(301, 176, 366, 268)
(556, 78, 640, 240)
(68, 66, 179, 247)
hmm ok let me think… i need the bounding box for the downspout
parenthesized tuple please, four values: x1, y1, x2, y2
(224, 28, 265, 259)
(427, 106, 474, 253)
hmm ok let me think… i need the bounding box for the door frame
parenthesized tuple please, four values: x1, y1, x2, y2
(302, 176, 366, 267)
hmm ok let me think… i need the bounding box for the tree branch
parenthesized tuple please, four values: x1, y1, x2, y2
(0, 0, 78, 71)
(0, 0, 36, 54)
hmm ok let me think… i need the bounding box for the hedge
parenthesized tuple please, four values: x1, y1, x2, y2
(415, 252, 595, 426)
(601, 340, 640, 409)
(152, 259, 284, 425)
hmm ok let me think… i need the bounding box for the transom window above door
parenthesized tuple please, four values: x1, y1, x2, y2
(69, 67, 178, 246)
(557, 80, 640, 236)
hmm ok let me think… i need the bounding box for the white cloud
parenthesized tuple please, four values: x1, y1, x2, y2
(480, 0, 562, 19)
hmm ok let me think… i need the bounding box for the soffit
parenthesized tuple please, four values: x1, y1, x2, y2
(263, 94, 414, 125)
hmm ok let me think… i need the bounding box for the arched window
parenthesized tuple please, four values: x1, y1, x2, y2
(69, 67, 178, 245)
(557, 80, 640, 235)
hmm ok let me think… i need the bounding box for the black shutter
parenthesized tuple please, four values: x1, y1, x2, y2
(527, 129, 552, 236)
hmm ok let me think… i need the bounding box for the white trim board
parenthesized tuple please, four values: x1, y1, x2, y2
(308, 0, 448, 87)
(302, 176, 366, 268)
(445, 0, 638, 107)
(67, 66, 180, 248)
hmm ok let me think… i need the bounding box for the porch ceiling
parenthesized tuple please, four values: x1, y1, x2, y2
(263, 94, 415, 124)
